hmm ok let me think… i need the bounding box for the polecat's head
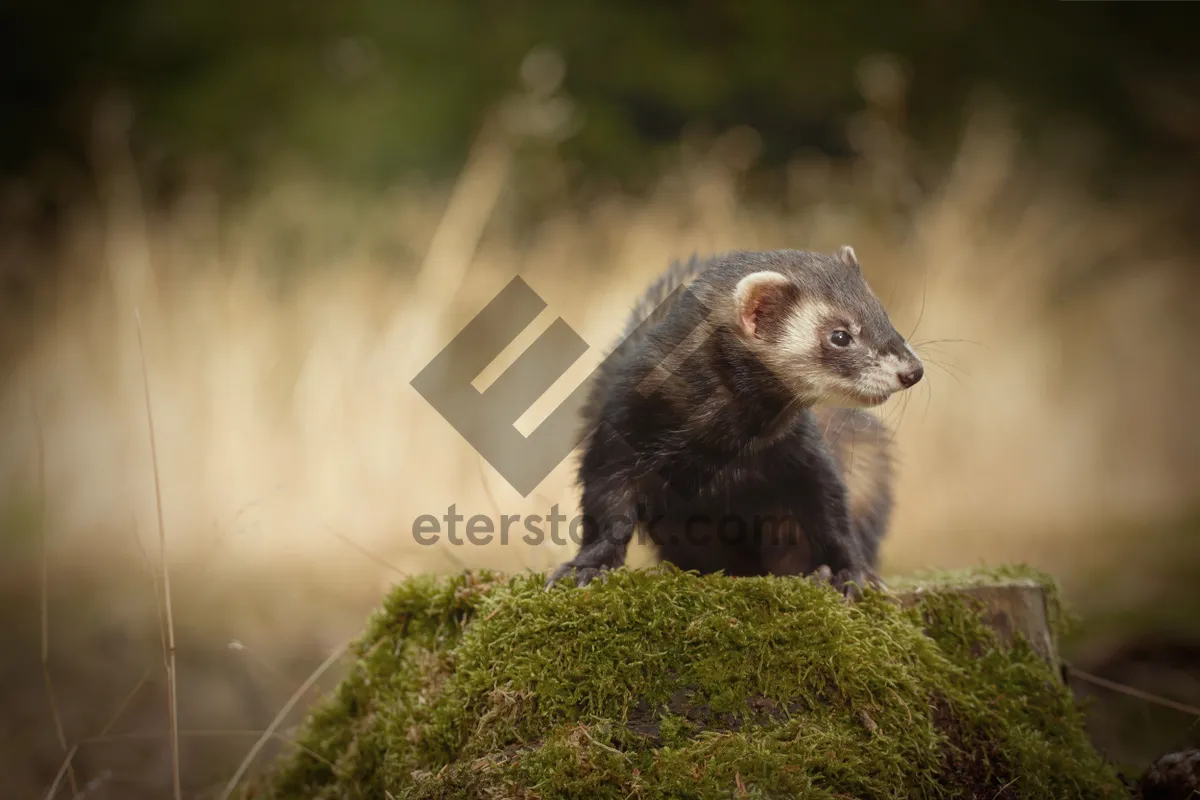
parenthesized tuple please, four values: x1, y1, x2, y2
(730, 246, 924, 407)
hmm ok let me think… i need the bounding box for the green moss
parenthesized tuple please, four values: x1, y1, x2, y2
(242, 565, 1124, 799)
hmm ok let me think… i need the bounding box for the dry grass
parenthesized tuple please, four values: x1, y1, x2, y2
(4, 106, 1197, 588)
(1, 96, 1198, 796)
(133, 309, 182, 800)
(217, 640, 349, 800)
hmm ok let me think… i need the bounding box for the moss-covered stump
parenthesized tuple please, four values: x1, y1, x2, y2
(243, 565, 1124, 799)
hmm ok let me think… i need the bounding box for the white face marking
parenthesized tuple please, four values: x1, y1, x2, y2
(878, 352, 907, 373)
(778, 299, 837, 356)
(731, 276, 922, 407)
(743, 298, 838, 403)
(862, 342, 923, 394)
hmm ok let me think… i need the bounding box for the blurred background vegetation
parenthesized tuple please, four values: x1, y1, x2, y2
(3, 0, 1200, 195)
(2, 2, 1199, 798)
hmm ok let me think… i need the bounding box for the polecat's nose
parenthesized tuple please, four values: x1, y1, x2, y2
(897, 364, 924, 388)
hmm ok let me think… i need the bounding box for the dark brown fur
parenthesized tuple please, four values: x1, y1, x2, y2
(548, 249, 916, 591)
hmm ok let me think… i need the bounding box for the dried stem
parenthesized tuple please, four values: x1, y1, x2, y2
(1067, 664, 1200, 718)
(35, 401, 81, 800)
(135, 309, 182, 800)
(323, 524, 406, 576)
(42, 744, 79, 800)
(219, 640, 350, 800)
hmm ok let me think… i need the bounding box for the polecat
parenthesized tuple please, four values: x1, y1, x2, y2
(547, 247, 923, 594)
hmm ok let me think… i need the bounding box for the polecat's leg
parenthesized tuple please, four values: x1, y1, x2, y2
(545, 481, 636, 588)
(769, 430, 879, 595)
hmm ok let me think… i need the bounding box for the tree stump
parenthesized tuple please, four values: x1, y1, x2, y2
(895, 577, 1060, 675)
(242, 566, 1121, 799)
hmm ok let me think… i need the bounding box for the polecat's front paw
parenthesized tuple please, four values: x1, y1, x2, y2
(810, 564, 835, 585)
(811, 565, 887, 601)
(545, 563, 610, 589)
(853, 567, 887, 592)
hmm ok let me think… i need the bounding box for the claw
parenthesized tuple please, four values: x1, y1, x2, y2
(810, 565, 887, 602)
(545, 563, 572, 588)
(545, 563, 609, 589)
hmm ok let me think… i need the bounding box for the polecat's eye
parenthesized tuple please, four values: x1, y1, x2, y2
(830, 330, 852, 347)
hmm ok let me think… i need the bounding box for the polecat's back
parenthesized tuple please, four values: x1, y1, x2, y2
(578, 254, 710, 436)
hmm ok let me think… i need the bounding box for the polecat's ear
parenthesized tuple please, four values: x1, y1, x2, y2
(733, 271, 797, 339)
(836, 245, 859, 270)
